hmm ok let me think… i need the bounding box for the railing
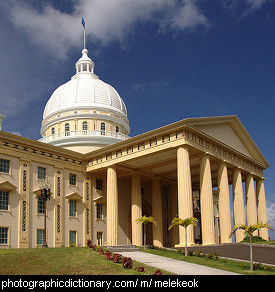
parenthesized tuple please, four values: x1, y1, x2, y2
(39, 130, 130, 143)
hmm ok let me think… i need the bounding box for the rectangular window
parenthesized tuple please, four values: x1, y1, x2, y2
(69, 231, 76, 246)
(97, 232, 103, 246)
(96, 204, 103, 220)
(69, 173, 76, 186)
(69, 200, 76, 217)
(37, 229, 45, 245)
(38, 167, 46, 180)
(0, 191, 9, 211)
(0, 159, 10, 173)
(0, 227, 8, 244)
(37, 197, 45, 214)
(96, 179, 103, 190)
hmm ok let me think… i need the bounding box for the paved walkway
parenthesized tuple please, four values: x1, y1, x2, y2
(120, 251, 238, 275)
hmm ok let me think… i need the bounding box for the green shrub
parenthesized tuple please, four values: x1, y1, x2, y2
(206, 253, 214, 259)
(241, 236, 267, 243)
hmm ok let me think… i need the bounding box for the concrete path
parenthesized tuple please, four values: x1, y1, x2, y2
(120, 251, 239, 275)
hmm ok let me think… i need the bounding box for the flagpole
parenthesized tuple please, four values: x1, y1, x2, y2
(82, 17, 86, 50)
(84, 26, 86, 49)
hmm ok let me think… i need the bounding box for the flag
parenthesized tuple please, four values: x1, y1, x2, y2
(82, 17, 85, 29)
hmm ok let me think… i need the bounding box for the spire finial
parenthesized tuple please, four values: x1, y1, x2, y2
(81, 17, 86, 50)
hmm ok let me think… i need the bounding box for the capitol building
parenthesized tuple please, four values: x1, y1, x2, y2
(0, 45, 270, 248)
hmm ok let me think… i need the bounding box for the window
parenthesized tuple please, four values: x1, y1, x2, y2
(37, 229, 44, 245)
(116, 126, 119, 133)
(96, 204, 103, 220)
(69, 200, 76, 217)
(69, 231, 77, 246)
(65, 123, 70, 136)
(101, 123, 105, 136)
(37, 197, 45, 214)
(0, 191, 9, 211)
(97, 232, 103, 246)
(0, 227, 8, 244)
(96, 179, 103, 190)
(69, 173, 76, 186)
(0, 159, 10, 173)
(51, 128, 55, 135)
(82, 121, 88, 133)
(38, 167, 46, 180)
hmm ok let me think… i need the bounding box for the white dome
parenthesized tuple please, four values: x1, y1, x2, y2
(43, 74, 127, 119)
(40, 48, 130, 154)
(43, 49, 127, 119)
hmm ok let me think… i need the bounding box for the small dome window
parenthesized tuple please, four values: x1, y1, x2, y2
(82, 121, 88, 133)
(101, 123, 105, 136)
(65, 123, 70, 136)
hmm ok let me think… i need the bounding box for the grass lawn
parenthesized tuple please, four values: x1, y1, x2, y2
(0, 247, 170, 275)
(142, 247, 275, 275)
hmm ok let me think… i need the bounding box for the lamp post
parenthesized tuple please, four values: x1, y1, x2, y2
(39, 180, 51, 248)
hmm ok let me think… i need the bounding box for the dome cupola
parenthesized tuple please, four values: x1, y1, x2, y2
(40, 48, 130, 154)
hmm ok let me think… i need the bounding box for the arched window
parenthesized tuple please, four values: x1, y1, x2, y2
(101, 122, 105, 136)
(51, 127, 55, 135)
(82, 121, 88, 134)
(65, 123, 70, 136)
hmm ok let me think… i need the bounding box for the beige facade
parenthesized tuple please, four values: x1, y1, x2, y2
(0, 115, 270, 248)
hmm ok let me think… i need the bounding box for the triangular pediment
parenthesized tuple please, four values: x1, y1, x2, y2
(66, 192, 83, 201)
(185, 116, 269, 167)
(0, 181, 17, 191)
(33, 188, 53, 197)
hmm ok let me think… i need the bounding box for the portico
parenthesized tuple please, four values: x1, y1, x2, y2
(86, 115, 270, 246)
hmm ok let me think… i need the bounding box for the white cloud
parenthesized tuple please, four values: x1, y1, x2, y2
(165, 0, 208, 31)
(266, 199, 275, 227)
(2, 0, 209, 59)
(223, 0, 273, 18)
(245, 0, 271, 10)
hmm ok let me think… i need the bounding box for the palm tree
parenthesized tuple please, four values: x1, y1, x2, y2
(136, 215, 156, 250)
(169, 217, 198, 256)
(229, 222, 273, 271)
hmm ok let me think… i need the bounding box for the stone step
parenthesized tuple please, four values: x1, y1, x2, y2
(102, 245, 140, 253)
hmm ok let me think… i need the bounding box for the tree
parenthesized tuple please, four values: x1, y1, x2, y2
(136, 215, 156, 250)
(169, 217, 198, 256)
(229, 222, 273, 271)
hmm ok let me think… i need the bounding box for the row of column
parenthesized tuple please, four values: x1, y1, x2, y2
(106, 166, 163, 246)
(106, 145, 268, 247)
(177, 145, 268, 245)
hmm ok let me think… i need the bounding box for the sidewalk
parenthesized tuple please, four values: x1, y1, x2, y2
(120, 251, 239, 275)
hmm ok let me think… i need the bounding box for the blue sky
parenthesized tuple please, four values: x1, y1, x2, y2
(0, 0, 274, 239)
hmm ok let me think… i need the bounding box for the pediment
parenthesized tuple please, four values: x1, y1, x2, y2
(66, 192, 83, 201)
(186, 116, 269, 167)
(0, 181, 17, 191)
(33, 188, 53, 197)
(93, 195, 106, 205)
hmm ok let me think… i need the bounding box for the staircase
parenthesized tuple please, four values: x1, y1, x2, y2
(102, 245, 140, 252)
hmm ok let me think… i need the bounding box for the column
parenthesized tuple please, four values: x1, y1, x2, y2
(245, 174, 258, 236)
(152, 178, 163, 247)
(200, 154, 215, 245)
(83, 176, 92, 246)
(217, 162, 232, 243)
(18, 160, 30, 248)
(256, 179, 269, 240)
(131, 174, 143, 246)
(53, 168, 64, 247)
(170, 183, 179, 247)
(107, 166, 118, 245)
(232, 169, 246, 242)
(176, 145, 194, 246)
